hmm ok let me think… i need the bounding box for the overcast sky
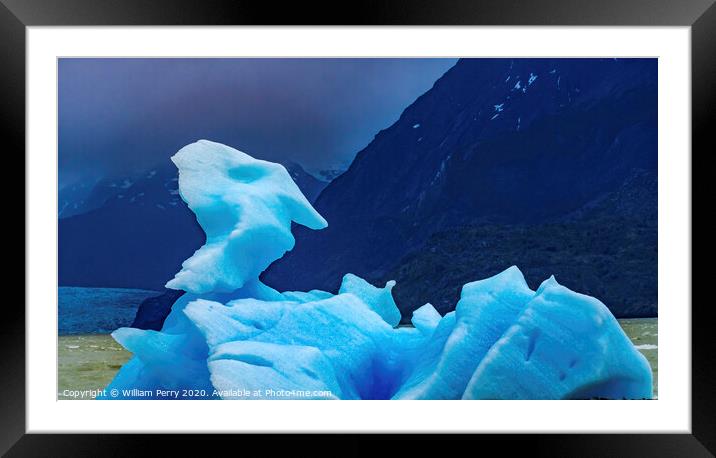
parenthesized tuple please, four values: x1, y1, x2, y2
(58, 58, 456, 186)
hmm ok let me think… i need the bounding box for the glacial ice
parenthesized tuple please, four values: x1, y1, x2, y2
(165, 140, 326, 295)
(339, 273, 402, 327)
(410, 303, 441, 335)
(462, 276, 653, 400)
(103, 140, 653, 400)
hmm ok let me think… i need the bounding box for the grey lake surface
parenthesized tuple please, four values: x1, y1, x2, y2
(58, 287, 160, 335)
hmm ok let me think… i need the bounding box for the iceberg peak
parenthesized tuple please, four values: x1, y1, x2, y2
(165, 140, 327, 295)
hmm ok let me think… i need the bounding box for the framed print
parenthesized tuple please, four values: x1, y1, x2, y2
(5, 0, 712, 455)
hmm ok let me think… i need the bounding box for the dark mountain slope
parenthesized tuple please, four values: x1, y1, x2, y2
(385, 168, 657, 319)
(263, 58, 657, 318)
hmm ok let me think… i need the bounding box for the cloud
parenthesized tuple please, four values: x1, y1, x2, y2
(58, 58, 456, 186)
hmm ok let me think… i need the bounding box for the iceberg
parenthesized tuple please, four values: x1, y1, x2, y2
(463, 277, 653, 400)
(166, 140, 326, 295)
(102, 140, 653, 400)
(339, 273, 402, 327)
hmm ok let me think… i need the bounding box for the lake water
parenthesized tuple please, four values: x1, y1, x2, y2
(58, 287, 161, 335)
(58, 334, 132, 399)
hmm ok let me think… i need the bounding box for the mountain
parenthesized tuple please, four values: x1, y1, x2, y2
(315, 168, 346, 182)
(58, 159, 327, 290)
(58, 176, 127, 218)
(283, 162, 330, 203)
(384, 168, 657, 318)
(263, 58, 657, 318)
(60, 169, 176, 219)
(58, 180, 96, 218)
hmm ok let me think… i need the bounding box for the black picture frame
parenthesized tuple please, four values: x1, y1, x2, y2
(3, 0, 712, 455)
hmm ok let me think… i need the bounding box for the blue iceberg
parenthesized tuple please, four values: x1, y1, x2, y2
(103, 140, 652, 400)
